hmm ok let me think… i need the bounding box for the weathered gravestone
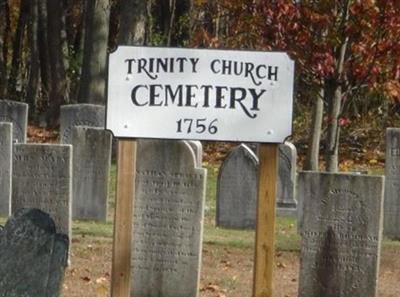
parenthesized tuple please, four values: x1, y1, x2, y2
(12, 144, 72, 239)
(186, 140, 203, 167)
(277, 142, 297, 217)
(216, 144, 258, 229)
(384, 128, 400, 238)
(0, 99, 28, 143)
(132, 140, 206, 297)
(0, 208, 68, 297)
(298, 172, 384, 297)
(60, 104, 105, 144)
(0, 123, 12, 216)
(72, 126, 112, 221)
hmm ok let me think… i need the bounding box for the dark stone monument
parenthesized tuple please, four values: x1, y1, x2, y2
(60, 104, 105, 144)
(298, 172, 384, 297)
(0, 208, 68, 297)
(72, 126, 112, 221)
(132, 140, 206, 297)
(0, 99, 28, 143)
(216, 144, 258, 229)
(0, 122, 12, 216)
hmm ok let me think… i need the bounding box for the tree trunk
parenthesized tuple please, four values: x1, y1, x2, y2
(325, 84, 342, 172)
(8, 0, 29, 100)
(77, 0, 110, 105)
(0, 0, 10, 98)
(26, 0, 40, 115)
(38, 0, 50, 98)
(118, 0, 147, 45)
(324, 1, 350, 173)
(46, 0, 69, 127)
(304, 89, 324, 171)
(172, 0, 192, 46)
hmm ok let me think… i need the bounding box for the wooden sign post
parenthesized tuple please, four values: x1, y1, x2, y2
(111, 140, 137, 297)
(106, 46, 294, 297)
(253, 144, 279, 297)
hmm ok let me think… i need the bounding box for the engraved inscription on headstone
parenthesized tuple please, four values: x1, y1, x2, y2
(72, 126, 112, 221)
(60, 104, 105, 144)
(12, 144, 72, 239)
(277, 142, 297, 208)
(0, 208, 68, 297)
(0, 99, 28, 143)
(216, 144, 258, 229)
(384, 128, 400, 238)
(298, 172, 384, 297)
(0, 123, 12, 216)
(132, 140, 206, 297)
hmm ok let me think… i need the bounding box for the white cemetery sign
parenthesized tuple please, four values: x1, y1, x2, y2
(107, 46, 294, 297)
(107, 46, 294, 143)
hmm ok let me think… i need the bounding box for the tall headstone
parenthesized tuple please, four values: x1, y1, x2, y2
(384, 128, 400, 238)
(0, 123, 12, 216)
(216, 144, 258, 229)
(298, 172, 384, 297)
(0, 208, 68, 297)
(60, 104, 105, 144)
(72, 126, 112, 221)
(0, 99, 28, 143)
(132, 140, 206, 297)
(12, 144, 72, 239)
(186, 140, 203, 167)
(277, 142, 297, 217)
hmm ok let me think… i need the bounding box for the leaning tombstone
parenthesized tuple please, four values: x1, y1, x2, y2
(72, 126, 112, 221)
(0, 208, 68, 296)
(132, 140, 206, 297)
(384, 128, 400, 238)
(0, 122, 12, 216)
(276, 142, 297, 217)
(12, 144, 72, 240)
(186, 140, 203, 167)
(60, 104, 105, 143)
(0, 99, 28, 143)
(298, 172, 384, 297)
(216, 144, 258, 229)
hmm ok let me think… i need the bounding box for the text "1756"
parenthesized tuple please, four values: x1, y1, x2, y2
(176, 118, 218, 134)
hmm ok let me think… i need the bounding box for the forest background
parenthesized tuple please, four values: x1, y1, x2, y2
(1, 0, 400, 172)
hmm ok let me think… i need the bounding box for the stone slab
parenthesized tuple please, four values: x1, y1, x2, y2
(216, 144, 258, 229)
(132, 140, 206, 297)
(0, 123, 12, 216)
(384, 128, 400, 238)
(186, 140, 203, 167)
(277, 142, 297, 208)
(0, 99, 28, 143)
(72, 126, 112, 221)
(298, 172, 384, 297)
(12, 144, 72, 239)
(60, 104, 105, 144)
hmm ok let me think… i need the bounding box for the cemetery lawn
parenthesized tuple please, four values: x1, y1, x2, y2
(39, 164, 400, 296)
